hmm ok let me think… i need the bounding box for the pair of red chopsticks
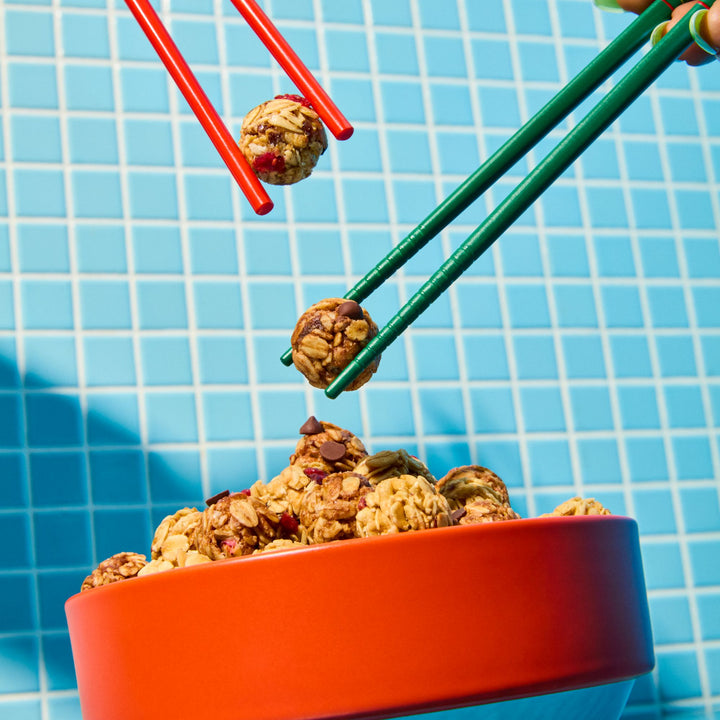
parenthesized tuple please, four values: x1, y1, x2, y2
(125, 0, 354, 215)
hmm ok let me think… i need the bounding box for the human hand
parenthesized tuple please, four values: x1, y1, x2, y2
(651, 1, 720, 65)
(598, 0, 720, 65)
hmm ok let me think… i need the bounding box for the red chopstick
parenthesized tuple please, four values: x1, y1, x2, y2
(124, 0, 273, 216)
(229, 0, 354, 141)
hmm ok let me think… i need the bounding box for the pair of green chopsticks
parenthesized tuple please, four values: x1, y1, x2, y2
(280, 0, 711, 398)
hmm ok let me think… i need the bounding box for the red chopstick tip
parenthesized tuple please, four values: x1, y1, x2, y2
(254, 199, 274, 215)
(336, 126, 354, 141)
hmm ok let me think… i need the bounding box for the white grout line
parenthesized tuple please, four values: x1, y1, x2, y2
(361, 0, 427, 463)
(0, 4, 50, 720)
(161, 0, 214, 501)
(646, 61, 714, 718)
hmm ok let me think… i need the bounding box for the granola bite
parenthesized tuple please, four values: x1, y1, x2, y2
(196, 492, 281, 560)
(254, 539, 307, 554)
(542, 496, 612, 517)
(151, 506, 203, 563)
(239, 94, 327, 185)
(354, 449, 435, 485)
(291, 299, 380, 391)
(437, 465, 510, 509)
(81, 552, 147, 591)
(290, 416, 368, 474)
(299, 472, 372, 544)
(251, 465, 316, 518)
(355, 475, 453, 537)
(454, 499, 521, 525)
(137, 558, 174, 576)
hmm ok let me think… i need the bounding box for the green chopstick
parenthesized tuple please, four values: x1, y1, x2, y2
(325, 2, 709, 399)
(280, 0, 685, 369)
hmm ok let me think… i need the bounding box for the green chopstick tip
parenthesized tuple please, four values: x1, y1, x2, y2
(280, 349, 293, 366)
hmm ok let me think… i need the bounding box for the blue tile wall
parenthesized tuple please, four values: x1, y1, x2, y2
(1, 0, 720, 718)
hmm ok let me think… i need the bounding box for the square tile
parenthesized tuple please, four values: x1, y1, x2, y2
(124, 119, 174, 167)
(664, 385, 706, 429)
(207, 448, 257, 494)
(24, 336, 77, 388)
(25, 393, 83, 447)
(141, 336, 193, 386)
(656, 336, 697, 378)
(649, 595, 694, 645)
(145, 392, 198, 444)
(86, 393, 140, 445)
(680, 486, 720, 533)
(577, 438, 621, 484)
(62, 12, 109, 58)
(640, 540, 686, 590)
(183, 174, 233, 221)
(0, 575, 36, 632)
(83, 336, 137, 387)
(197, 336, 248, 385)
(193, 281, 244, 329)
(136, 281, 188, 329)
(29, 451, 86, 507)
(202, 391, 254, 441)
(80, 280, 132, 330)
(688, 539, 720, 586)
(33, 510, 92, 567)
(41, 633, 76, 691)
(569, 386, 613, 432)
(419, 388, 467, 435)
(189, 227, 238, 275)
(14, 169, 66, 217)
(505, 284, 551, 328)
(93, 508, 151, 563)
(365, 388, 415, 437)
(128, 172, 178, 220)
(71, 170, 123, 219)
(11, 115, 62, 162)
(625, 436, 668, 483)
(75, 224, 127, 273)
(120, 67, 170, 113)
(673, 435, 714, 480)
(520, 386, 566, 432)
(5, 9, 55, 55)
(375, 32, 418, 75)
(527, 440, 573, 486)
(412, 334, 459, 381)
(148, 449, 203, 505)
(0, 395, 24, 448)
(132, 225, 183, 273)
(617, 386, 660, 430)
(89, 449, 147, 505)
(463, 335, 509, 381)
(0, 453, 28, 507)
(0, 636, 39, 693)
(632, 487, 677, 535)
(8, 62, 58, 109)
(257, 390, 308, 440)
(64, 64, 114, 111)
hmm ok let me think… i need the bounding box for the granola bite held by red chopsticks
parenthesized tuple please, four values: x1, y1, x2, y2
(239, 94, 328, 185)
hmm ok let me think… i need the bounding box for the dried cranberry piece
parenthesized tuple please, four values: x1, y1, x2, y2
(220, 537, 239, 554)
(357, 496, 367, 510)
(279, 512, 300, 534)
(252, 152, 285, 175)
(239, 488, 251, 496)
(275, 93, 312, 108)
(303, 467, 328, 483)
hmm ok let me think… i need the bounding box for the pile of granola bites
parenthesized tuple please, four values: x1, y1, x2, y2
(81, 417, 611, 591)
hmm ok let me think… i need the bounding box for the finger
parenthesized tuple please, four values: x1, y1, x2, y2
(653, 2, 718, 66)
(617, 0, 655, 13)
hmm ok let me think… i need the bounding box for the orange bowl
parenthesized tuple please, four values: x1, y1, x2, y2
(65, 516, 654, 720)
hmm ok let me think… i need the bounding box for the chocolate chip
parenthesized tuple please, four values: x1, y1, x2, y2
(451, 508, 467, 523)
(205, 489, 230, 506)
(319, 440, 346, 463)
(299, 416, 324, 435)
(337, 300, 364, 320)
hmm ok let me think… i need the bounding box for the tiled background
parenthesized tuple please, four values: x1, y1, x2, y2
(1, 0, 720, 717)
